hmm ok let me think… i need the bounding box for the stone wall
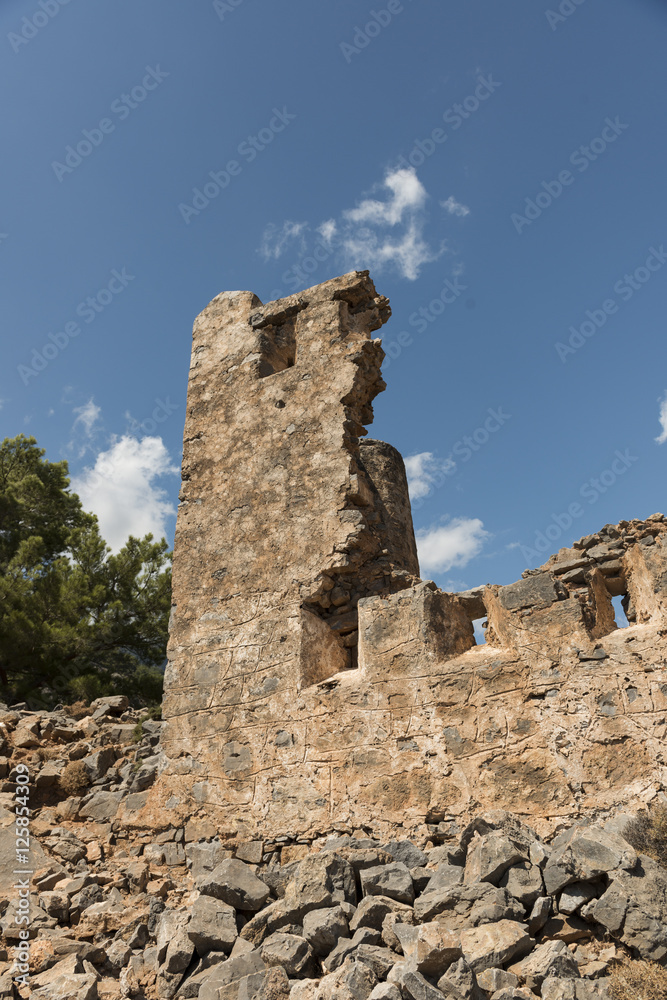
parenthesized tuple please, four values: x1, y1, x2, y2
(150, 273, 667, 843)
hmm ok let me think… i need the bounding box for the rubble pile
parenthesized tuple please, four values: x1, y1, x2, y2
(0, 699, 666, 1000)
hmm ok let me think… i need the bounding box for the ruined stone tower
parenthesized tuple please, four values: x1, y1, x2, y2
(151, 272, 667, 841)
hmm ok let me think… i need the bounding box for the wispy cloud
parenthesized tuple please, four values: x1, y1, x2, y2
(72, 399, 101, 437)
(259, 220, 308, 261)
(72, 436, 179, 552)
(258, 167, 456, 282)
(441, 195, 470, 217)
(345, 168, 427, 226)
(404, 451, 455, 499)
(655, 391, 667, 445)
(68, 398, 102, 457)
(417, 517, 489, 574)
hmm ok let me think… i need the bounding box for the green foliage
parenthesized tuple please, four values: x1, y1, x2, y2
(0, 435, 171, 709)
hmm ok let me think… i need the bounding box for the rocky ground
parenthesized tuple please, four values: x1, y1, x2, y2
(0, 698, 666, 999)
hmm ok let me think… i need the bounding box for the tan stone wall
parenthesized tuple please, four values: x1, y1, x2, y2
(150, 274, 667, 842)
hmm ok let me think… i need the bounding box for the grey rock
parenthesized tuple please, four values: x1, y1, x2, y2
(437, 957, 482, 1000)
(260, 932, 314, 977)
(188, 893, 238, 955)
(414, 882, 524, 927)
(295, 852, 357, 906)
(476, 967, 519, 993)
(368, 985, 402, 1000)
(236, 840, 264, 865)
(322, 936, 357, 973)
(543, 827, 637, 895)
(39, 890, 70, 922)
(541, 977, 610, 999)
(393, 920, 462, 978)
(156, 907, 195, 973)
(528, 896, 552, 935)
(399, 968, 447, 1000)
(90, 694, 128, 713)
(197, 951, 267, 1000)
(381, 909, 416, 952)
(508, 939, 580, 991)
(410, 868, 433, 894)
(460, 919, 533, 973)
(464, 831, 528, 885)
(588, 854, 667, 961)
(360, 863, 415, 904)
(302, 905, 349, 956)
(498, 573, 558, 611)
(559, 882, 602, 915)
(381, 840, 429, 869)
(144, 842, 186, 866)
(31, 972, 98, 1000)
(349, 895, 414, 932)
(352, 927, 383, 946)
(78, 790, 123, 822)
(199, 858, 271, 912)
(106, 938, 131, 973)
(498, 862, 544, 907)
(186, 841, 234, 880)
(314, 958, 378, 1000)
(354, 944, 398, 979)
(421, 864, 465, 896)
(81, 747, 115, 782)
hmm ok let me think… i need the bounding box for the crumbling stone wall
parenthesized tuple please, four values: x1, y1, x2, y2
(151, 273, 667, 843)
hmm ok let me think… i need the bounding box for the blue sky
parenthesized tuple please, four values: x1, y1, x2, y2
(2, 0, 666, 592)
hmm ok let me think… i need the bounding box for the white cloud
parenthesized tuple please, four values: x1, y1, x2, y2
(68, 398, 103, 458)
(441, 196, 470, 217)
(72, 436, 179, 552)
(258, 167, 455, 282)
(338, 168, 440, 280)
(340, 218, 440, 282)
(344, 168, 427, 226)
(404, 451, 455, 499)
(416, 517, 489, 574)
(72, 399, 101, 437)
(655, 391, 667, 445)
(259, 220, 308, 261)
(317, 219, 337, 244)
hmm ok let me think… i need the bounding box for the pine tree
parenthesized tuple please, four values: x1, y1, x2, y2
(0, 435, 171, 707)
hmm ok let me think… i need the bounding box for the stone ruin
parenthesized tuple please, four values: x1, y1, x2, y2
(142, 271, 667, 842)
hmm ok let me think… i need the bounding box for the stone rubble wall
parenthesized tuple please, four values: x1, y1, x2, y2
(156, 273, 667, 842)
(0, 698, 663, 999)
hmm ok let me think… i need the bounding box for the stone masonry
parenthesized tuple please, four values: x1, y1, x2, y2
(147, 272, 667, 842)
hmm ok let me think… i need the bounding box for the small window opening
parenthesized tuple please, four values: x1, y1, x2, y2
(472, 617, 488, 645)
(611, 594, 630, 627)
(257, 320, 297, 377)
